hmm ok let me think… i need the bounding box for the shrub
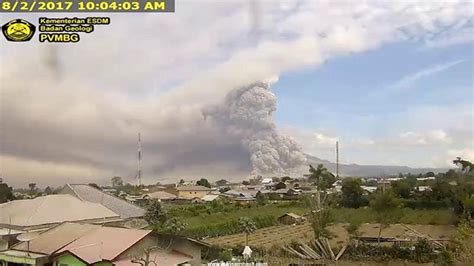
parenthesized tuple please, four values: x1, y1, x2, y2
(413, 238, 435, 263)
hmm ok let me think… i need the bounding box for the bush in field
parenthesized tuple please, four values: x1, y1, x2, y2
(218, 249, 233, 261)
(346, 219, 362, 239)
(309, 208, 333, 238)
(436, 249, 454, 265)
(413, 238, 435, 263)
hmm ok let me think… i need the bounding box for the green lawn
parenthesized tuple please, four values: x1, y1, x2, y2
(164, 201, 307, 229)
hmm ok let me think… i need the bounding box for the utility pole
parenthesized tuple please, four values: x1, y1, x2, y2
(137, 132, 142, 186)
(336, 141, 339, 178)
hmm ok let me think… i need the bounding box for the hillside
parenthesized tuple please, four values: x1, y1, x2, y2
(305, 154, 449, 177)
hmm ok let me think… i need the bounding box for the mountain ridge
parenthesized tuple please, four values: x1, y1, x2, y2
(304, 154, 450, 177)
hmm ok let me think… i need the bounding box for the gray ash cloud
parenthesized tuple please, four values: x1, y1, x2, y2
(203, 82, 307, 175)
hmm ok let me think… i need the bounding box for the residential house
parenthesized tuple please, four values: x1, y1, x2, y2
(201, 194, 221, 202)
(417, 177, 436, 182)
(416, 186, 432, 192)
(220, 190, 255, 205)
(176, 185, 213, 199)
(233, 197, 256, 205)
(0, 195, 120, 232)
(361, 186, 378, 194)
(264, 188, 300, 199)
(59, 184, 146, 219)
(0, 195, 121, 249)
(278, 213, 306, 225)
(0, 222, 207, 266)
(146, 191, 177, 202)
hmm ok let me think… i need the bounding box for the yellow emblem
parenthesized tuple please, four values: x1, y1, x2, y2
(2, 19, 36, 42)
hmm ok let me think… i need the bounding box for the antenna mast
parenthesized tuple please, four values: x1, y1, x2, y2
(137, 132, 142, 186)
(336, 141, 339, 178)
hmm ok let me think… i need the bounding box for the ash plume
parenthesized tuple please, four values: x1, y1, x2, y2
(203, 82, 307, 175)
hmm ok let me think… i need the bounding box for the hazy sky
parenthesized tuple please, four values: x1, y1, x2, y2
(0, 0, 473, 186)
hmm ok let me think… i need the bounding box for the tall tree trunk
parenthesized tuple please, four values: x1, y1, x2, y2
(245, 232, 249, 246)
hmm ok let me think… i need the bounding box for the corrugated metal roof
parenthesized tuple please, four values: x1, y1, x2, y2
(280, 213, 302, 219)
(177, 185, 212, 191)
(13, 223, 100, 254)
(201, 195, 220, 201)
(0, 195, 120, 229)
(61, 184, 145, 219)
(147, 191, 177, 200)
(58, 226, 151, 264)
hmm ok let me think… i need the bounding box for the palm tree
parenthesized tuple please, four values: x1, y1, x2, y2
(238, 217, 257, 246)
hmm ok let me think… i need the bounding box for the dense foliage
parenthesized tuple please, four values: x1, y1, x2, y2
(0, 183, 14, 203)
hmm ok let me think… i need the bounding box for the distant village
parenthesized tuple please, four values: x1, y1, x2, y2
(0, 159, 472, 265)
(1, 172, 438, 206)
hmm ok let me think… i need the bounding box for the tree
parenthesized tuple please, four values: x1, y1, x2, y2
(111, 176, 124, 187)
(44, 186, 53, 195)
(442, 169, 459, 180)
(144, 200, 167, 226)
(131, 246, 169, 266)
(304, 195, 334, 238)
(340, 178, 366, 208)
(425, 171, 435, 177)
(238, 217, 257, 246)
(256, 191, 267, 206)
(215, 179, 229, 187)
(451, 182, 474, 219)
(178, 179, 185, 185)
(308, 164, 336, 191)
(281, 176, 292, 182)
(391, 179, 413, 198)
(310, 208, 333, 238)
(197, 178, 211, 188)
(28, 183, 37, 194)
(370, 191, 401, 244)
(462, 196, 474, 221)
(242, 180, 250, 185)
(163, 217, 187, 234)
(274, 181, 286, 190)
(0, 183, 14, 203)
(453, 157, 473, 173)
(430, 179, 453, 200)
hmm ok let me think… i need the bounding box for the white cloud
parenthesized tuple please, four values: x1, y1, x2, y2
(387, 59, 466, 92)
(399, 129, 452, 146)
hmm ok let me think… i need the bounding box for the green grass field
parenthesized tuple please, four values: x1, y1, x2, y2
(163, 201, 456, 238)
